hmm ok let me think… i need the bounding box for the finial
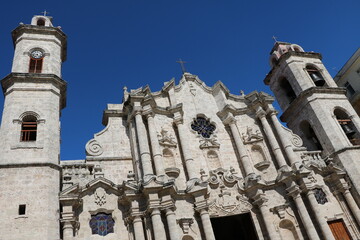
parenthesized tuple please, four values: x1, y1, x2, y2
(176, 59, 187, 74)
(272, 36, 278, 43)
(123, 86, 128, 92)
(41, 10, 50, 16)
(240, 90, 245, 96)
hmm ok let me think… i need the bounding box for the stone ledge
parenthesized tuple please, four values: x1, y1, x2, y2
(0, 162, 61, 170)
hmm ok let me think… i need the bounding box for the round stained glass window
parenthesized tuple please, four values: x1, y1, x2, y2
(89, 213, 114, 236)
(191, 117, 216, 138)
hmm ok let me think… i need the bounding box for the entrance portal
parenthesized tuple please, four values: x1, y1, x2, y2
(210, 212, 259, 240)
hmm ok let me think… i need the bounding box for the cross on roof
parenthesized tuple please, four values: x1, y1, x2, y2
(176, 59, 187, 73)
(41, 10, 49, 16)
(272, 36, 278, 43)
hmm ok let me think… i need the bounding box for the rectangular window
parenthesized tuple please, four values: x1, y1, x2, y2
(344, 82, 355, 98)
(18, 204, 26, 215)
(21, 121, 37, 141)
(29, 59, 43, 73)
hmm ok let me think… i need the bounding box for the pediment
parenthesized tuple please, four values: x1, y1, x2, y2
(60, 177, 121, 198)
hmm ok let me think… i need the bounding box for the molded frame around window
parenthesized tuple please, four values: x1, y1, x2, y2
(88, 210, 115, 237)
(190, 115, 217, 139)
(11, 112, 45, 149)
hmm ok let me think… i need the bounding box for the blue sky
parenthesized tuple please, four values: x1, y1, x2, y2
(0, 1, 359, 160)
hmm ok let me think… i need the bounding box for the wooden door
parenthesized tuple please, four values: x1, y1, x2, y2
(328, 219, 352, 240)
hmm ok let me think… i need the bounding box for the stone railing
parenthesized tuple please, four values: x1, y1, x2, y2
(61, 161, 103, 189)
(301, 150, 327, 168)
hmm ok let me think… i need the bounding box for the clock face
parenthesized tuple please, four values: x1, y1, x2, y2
(30, 50, 43, 59)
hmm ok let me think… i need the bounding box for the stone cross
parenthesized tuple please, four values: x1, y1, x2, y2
(272, 36, 278, 43)
(41, 10, 49, 16)
(176, 59, 187, 73)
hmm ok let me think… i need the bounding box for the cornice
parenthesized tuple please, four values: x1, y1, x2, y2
(1, 72, 67, 109)
(280, 87, 347, 122)
(12, 24, 67, 61)
(0, 162, 61, 170)
(264, 51, 322, 85)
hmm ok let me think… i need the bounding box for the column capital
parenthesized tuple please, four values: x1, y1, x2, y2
(143, 105, 155, 118)
(286, 184, 302, 199)
(173, 112, 184, 125)
(255, 107, 266, 119)
(252, 193, 269, 207)
(149, 207, 161, 216)
(222, 114, 236, 126)
(266, 108, 278, 116)
(133, 107, 143, 116)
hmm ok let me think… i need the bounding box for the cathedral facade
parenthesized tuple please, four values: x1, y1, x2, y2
(1, 15, 360, 240)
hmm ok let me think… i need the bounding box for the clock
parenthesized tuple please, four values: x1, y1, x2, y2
(30, 50, 44, 59)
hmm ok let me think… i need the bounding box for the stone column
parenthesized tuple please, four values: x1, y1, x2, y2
(165, 208, 179, 240)
(287, 185, 321, 240)
(224, 115, 254, 176)
(306, 190, 336, 240)
(253, 193, 280, 240)
(146, 112, 165, 176)
(135, 111, 154, 177)
(342, 188, 360, 225)
(256, 108, 288, 168)
(267, 108, 299, 165)
(199, 209, 216, 240)
(62, 221, 73, 240)
(61, 205, 75, 240)
(150, 208, 167, 240)
(133, 216, 146, 240)
(173, 114, 197, 179)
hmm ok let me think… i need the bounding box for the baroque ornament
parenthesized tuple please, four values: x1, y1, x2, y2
(242, 126, 263, 144)
(94, 188, 106, 206)
(206, 168, 251, 217)
(158, 128, 177, 148)
(86, 139, 104, 156)
(199, 137, 220, 149)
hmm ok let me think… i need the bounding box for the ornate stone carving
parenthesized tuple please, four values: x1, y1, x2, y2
(158, 128, 177, 148)
(177, 218, 194, 234)
(206, 168, 252, 217)
(301, 151, 327, 170)
(242, 127, 263, 144)
(85, 139, 103, 156)
(94, 188, 106, 206)
(199, 137, 220, 149)
(207, 167, 242, 186)
(281, 126, 303, 147)
(209, 188, 252, 217)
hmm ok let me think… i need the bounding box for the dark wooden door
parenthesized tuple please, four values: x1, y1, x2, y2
(328, 219, 352, 240)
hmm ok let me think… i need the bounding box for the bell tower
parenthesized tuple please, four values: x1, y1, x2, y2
(0, 15, 67, 239)
(264, 41, 360, 198)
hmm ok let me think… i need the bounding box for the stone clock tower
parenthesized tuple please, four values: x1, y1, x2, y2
(0, 15, 67, 239)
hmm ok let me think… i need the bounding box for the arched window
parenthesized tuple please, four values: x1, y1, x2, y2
(29, 50, 44, 73)
(37, 18, 45, 26)
(306, 65, 325, 86)
(300, 121, 322, 151)
(279, 77, 296, 104)
(334, 109, 360, 145)
(21, 115, 37, 141)
(89, 213, 114, 236)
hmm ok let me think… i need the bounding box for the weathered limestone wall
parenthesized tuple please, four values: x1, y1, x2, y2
(0, 166, 60, 240)
(0, 82, 61, 165)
